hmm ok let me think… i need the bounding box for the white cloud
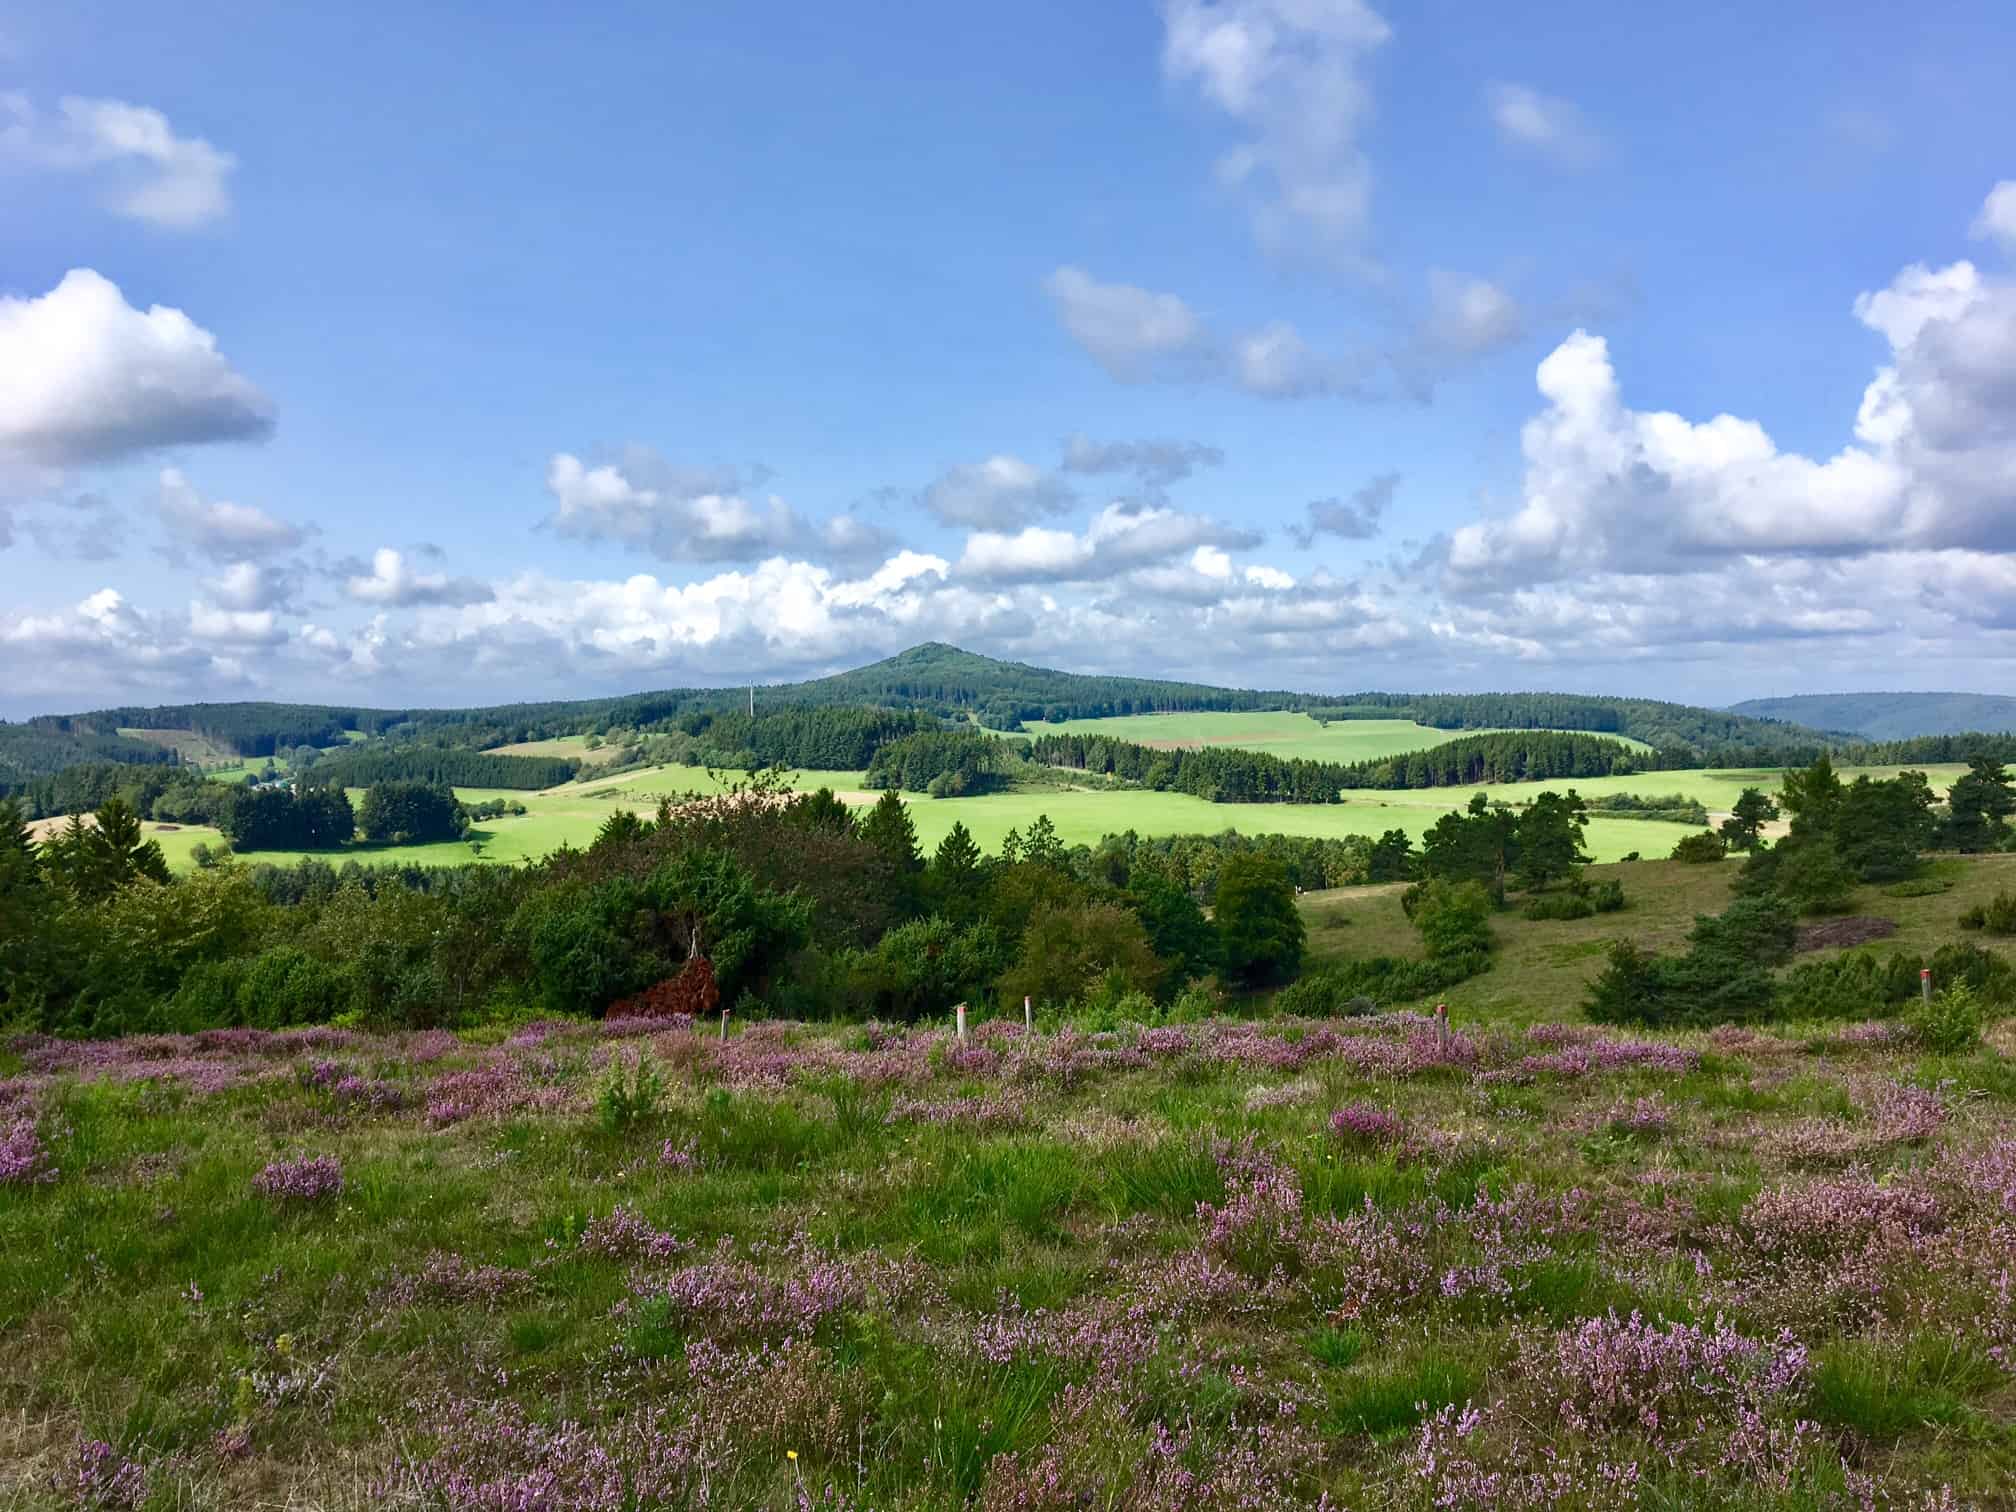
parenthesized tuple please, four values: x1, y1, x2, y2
(0, 94, 236, 228)
(918, 454, 1075, 528)
(1045, 266, 1364, 398)
(1486, 83, 1601, 166)
(0, 270, 273, 468)
(957, 502, 1262, 584)
(545, 449, 838, 562)
(1971, 181, 2016, 253)
(1421, 271, 1524, 358)
(204, 559, 300, 612)
(1042, 267, 1210, 383)
(0, 587, 235, 702)
(344, 547, 494, 608)
(157, 468, 305, 562)
(1060, 435, 1224, 494)
(188, 600, 286, 646)
(1161, 0, 1392, 257)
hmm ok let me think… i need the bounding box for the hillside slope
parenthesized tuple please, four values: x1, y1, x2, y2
(1730, 692, 2016, 740)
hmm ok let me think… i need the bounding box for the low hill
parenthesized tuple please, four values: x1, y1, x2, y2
(1730, 692, 2016, 741)
(7, 643, 1853, 796)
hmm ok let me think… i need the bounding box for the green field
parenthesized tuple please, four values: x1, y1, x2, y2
(488, 734, 627, 765)
(1011, 710, 1654, 759)
(141, 757, 1980, 876)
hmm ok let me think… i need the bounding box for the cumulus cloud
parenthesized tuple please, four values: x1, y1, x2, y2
(1045, 266, 1367, 397)
(0, 94, 236, 228)
(1161, 0, 1392, 257)
(1971, 181, 2016, 253)
(1486, 83, 1601, 166)
(157, 468, 306, 562)
(343, 547, 494, 608)
(0, 270, 273, 468)
(1289, 472, 1398, 546)
(918, 454, 1075, 528)
(1419, 271, 1525, 359)
(545, 450, 807, 561)
(1042, 268, 1213, 384)
(1060, 435, 1225, 494)
(0, 587, 233, 702)
(17, 490, 123, 560)
(204, 559, 302, 612)
(956, 502, 1261, 584)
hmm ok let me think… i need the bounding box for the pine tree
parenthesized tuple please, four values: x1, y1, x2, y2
(928, 822, 985, 925)
(859, 789, 921, 872)
(1718, 787, 1779, 853)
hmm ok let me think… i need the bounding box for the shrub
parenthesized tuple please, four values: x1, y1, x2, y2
(1583, 940, 1774, 1029)
(1407, 879, 1496, 961)
(1523, 891, 1593, 921)
(1214, 855, 1306, 986)
(1689, 895, 1797, 968)
(1926, 942, 2016, 1007)
(252, 1155, 344, 1202)
(1908, 982, 1985, 1054)
(1670, 831, 1727, 864)
(1277, 952, 1485, 1013)
(598, 1050, 666, 1132)
(1957, 890, 2016, 935)
(998, 901, 1161, 1010)
(1774, 950, 1909, 1021)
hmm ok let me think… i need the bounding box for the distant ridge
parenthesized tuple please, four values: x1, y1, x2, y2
(1729, 692, 2016, 742)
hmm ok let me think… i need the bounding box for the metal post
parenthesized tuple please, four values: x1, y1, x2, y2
(1921, 967, 1933, 1007)
(955, 1003, 968, 1041)
(1435, 1003, 1450, 1052)
(1024, 996, 1032, 1032)
(719, 1009, 729, 1042)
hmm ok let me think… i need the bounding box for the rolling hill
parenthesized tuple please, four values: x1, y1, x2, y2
(1730, 692, 2016, 741)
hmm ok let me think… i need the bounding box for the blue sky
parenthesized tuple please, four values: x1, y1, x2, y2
(3, 0, 2014, 715)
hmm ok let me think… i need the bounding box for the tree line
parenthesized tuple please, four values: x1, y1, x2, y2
(1025, 733, 1350, 803)
(307, 747, 577, 790)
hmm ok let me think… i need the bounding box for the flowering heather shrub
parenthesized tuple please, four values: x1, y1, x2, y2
(1328, 1102, 1406, 1146)
(53, 1439, 145, 1511)
(885, 1092, 1030, 1130)
(1768, 1117, 1869, 1169)
(329, 1074, 412, 1112)
(390, 1392, 715, 1511)
(1197, 1138, 1304, 1275)
(1871, 1080, 1948, 1143)
(580, 1205, 690, 1263)
(1519, 1038, 1698, 1078)
(638, 1235, 929, 1343)
(659, 1137, 701, 1172)
(375, 1251, 533, 1311)
(1600, 1094, 1673, 1138)
(1303, 1199, 1437, 1320)
(424, 1057, 574, 1126)
(251, 1154, 343, 1202)
(1540, 1311, 1808, 1441)
(403, 1029, 461, 1063)
(0, 1115, 56, 1185)
(1741, 1175, 1943, 1260)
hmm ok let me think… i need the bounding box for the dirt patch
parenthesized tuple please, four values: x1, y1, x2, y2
(1794, 916, 1899, 953)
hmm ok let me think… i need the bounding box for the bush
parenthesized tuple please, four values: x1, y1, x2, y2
(1689, 895, 1797, 969)
(1583, 940, 1775, 1029)
(1277, 951, 1486, 1013)
(1908, 982, 1985, 1054)
(1214, 855, 1305, 987)
(1670, 831, 1727, 864)
(1925, 942, 2016, 1007)
(998, 901, 1161, 1010)
(1523, 891, 1594, 921)
(1958, 890, 2016, 935)
(599, 1050, 666, 1131)
(1406, 879, 1495, 961)
(1773, 950, 1911, 1022)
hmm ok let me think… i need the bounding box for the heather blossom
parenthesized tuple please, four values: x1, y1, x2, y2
(251, 1155, 343, 1202)
(53, 1439, 145, 1511)
(1, 1114, 56, 1185)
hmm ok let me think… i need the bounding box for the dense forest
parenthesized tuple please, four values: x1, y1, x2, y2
(0, 724, 178, 792)
(863, 731, 1015, 795)
(1320, 692, 1841, 754)
(1732, 691, 2016, 741)
(668, 707, 940, 771)
(306, 747, 578, 791)
(1336, 731, 1646, 789)
(1027, 732, 1350, 804)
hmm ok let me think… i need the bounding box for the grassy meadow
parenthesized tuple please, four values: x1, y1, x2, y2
(6, 854, 2016, 1506)
(1011, 710, 1656, 759)
(138, 752, 1977, 877)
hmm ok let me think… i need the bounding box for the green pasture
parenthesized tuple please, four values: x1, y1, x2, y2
(1010, 710, 1654, 759)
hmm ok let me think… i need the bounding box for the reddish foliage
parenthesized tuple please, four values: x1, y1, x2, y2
(611, 957, 720, 1021)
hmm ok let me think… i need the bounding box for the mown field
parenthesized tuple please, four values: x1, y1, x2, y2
(4, 857, 2015, 1507)
(1011, 710, 1656, 759)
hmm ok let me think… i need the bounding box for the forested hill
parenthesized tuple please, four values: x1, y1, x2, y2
(2, 643, 1881, 786)
(1730, 692, 2016, 741)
